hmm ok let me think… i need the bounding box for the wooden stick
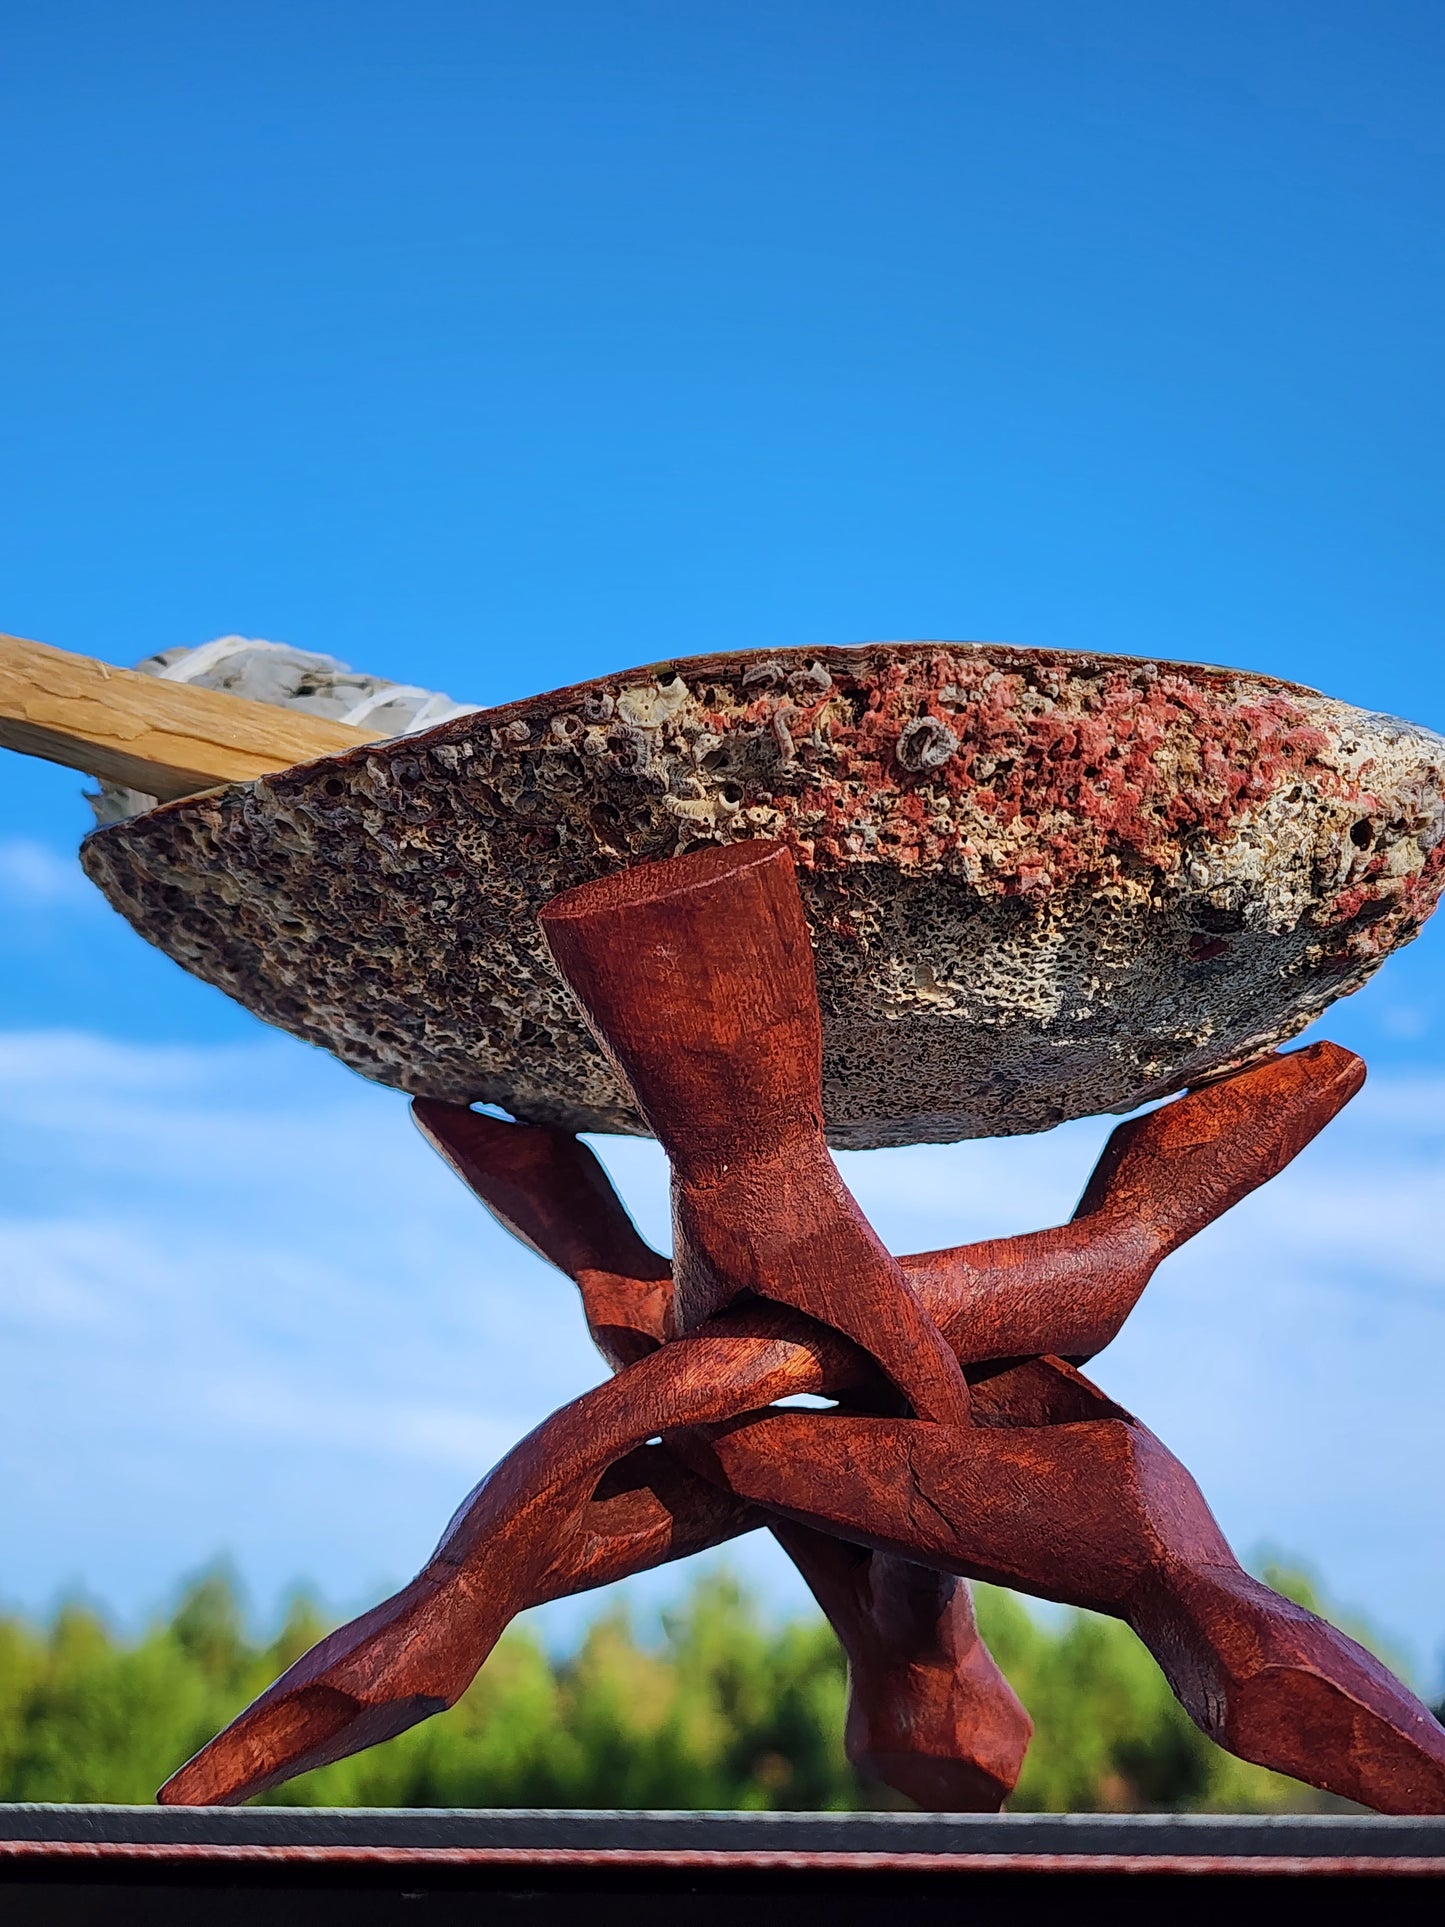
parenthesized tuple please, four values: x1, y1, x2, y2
(0, 632, 383, 800)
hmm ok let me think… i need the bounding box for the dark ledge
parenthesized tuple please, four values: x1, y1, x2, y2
(2, 1806, 1442, 1925)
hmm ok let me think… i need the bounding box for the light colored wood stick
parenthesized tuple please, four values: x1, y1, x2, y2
(0, 632, 384, 800)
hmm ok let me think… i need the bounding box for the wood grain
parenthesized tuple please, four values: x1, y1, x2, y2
(0, 632, 380, 798)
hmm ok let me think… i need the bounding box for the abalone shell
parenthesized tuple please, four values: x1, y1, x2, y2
(80, 644, 1445, 1148)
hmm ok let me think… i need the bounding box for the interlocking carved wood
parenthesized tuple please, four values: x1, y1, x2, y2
(158, 841, 1445, 1813)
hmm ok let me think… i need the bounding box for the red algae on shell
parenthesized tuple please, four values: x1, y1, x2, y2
(79, 643, 1445, 1149)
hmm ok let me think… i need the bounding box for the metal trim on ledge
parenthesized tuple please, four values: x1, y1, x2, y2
(4, 1806, 1445, 1855)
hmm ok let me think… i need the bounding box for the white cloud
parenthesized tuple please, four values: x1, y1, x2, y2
(0, 1030, 611, 1619)
(0, 837, 96, 908)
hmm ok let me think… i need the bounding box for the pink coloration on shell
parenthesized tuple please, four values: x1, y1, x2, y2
(79, 643, 1445, 1149)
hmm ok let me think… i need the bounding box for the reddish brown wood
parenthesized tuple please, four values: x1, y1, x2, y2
(159, 1303, 862, 1803)
(676, 1360, 1445, 1815)
(409, 1033, 1368, 1810)
(412, 1097, 1031, 1810)
(536, 842, 973, 1427)
(157, 842, 1445, 1817)
(415, 1032, 1365, 1379)
(774, 1523, 1033, 1811)
(414, 1106, 674, 1368)
(904, 1039, 1367, 1364)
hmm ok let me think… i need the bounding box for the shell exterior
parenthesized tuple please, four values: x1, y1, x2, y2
(80, 643, 1445, 1149)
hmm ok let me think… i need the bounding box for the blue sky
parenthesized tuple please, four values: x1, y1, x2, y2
(2, 2, 1443, 1676)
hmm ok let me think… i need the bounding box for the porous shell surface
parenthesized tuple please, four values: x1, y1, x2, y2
(80, 643, 1445, 1149)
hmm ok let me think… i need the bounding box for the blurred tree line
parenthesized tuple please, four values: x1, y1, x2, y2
(0, 1563, 1430, 1810)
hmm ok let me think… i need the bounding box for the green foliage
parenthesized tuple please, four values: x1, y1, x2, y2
(0, 1561, 1406, 1811)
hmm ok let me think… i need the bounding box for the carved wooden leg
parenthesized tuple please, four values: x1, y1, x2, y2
(542, 1347, 1445, 1815)
(518, 1436, 1027, 1812)
(159, 1294, 1445, 1812)
(419, 1036, 1366, 1380)
(412, 1099, 674, 1368)
(774, 1522, 1032, 1810)
(412, 1097, 1029, 1811)
(538, 841, 972, 1426)
(517, 1443, 760, 1602)
(521, 1441, 1030, 1812)
(455, 1347, 1445, 1817)
(157, 1305, 860, 1805)
(904, 1040, 1365, 1363)
(683, 1363, 1445, 1815)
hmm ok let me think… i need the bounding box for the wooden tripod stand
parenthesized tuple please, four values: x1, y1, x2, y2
(158, 841, 1445, 1813)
